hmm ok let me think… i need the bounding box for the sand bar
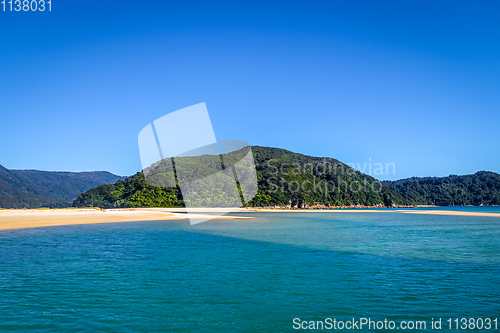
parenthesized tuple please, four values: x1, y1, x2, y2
(398, 210, 500, 217)
(0, 208, 252, 231)
(242, 208, 500, 217)
(244, 209, 389, 212)
(1, 208, 498, 232)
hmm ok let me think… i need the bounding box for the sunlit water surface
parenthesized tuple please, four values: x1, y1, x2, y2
(1, 207, 499, 332)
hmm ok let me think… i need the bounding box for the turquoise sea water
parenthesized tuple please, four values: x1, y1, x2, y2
(0, 207, 499, 332)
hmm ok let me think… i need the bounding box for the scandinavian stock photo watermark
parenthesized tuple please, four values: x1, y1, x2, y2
(264, 158, 395, 199)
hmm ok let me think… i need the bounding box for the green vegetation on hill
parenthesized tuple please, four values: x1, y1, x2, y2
(385, 171, 500, 206)
(74, 147, 500, 209)
(249, 146, 402, 207)
(73, 173, 181, 208)
(74, 146, 403, 208)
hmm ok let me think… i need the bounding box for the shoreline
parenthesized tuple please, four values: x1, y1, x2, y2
(398, 210, 500, 217)
(0, 208, 253, 231)
(1, 206, 499, 232)
(242, 204, 437, 210)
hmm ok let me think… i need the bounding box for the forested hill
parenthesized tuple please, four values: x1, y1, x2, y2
(385, 171, 500, 206)
(73, 146, 403, 208)
(74, 147, 500, 209)
(0, 165, 124, 208)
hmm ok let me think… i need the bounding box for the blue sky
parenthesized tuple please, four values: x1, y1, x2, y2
(0, 0, 498, 180)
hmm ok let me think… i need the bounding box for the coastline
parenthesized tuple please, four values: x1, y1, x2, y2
(1, 206, 499, 232)
(398, 209, 500, 217)
(242, 204, 437, 210)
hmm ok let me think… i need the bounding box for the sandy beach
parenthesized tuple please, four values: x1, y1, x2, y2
(398, 210, 500, 217)
(243, 208, 500, 217)
(0, 208, 253, 231)
(242, 208, 389, 212)
(0, 207, 388, 231)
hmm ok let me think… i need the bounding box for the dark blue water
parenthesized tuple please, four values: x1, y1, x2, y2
(0, 209, 499, 332)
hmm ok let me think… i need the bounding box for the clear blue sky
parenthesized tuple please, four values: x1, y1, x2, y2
(1, 0, 499, 180)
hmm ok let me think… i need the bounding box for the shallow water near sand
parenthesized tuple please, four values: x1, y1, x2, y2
(0, 207, 499, 332)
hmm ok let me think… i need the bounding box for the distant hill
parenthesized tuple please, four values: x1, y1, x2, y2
(0, 165, 124, 208)
(384, 171, 500, 206)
